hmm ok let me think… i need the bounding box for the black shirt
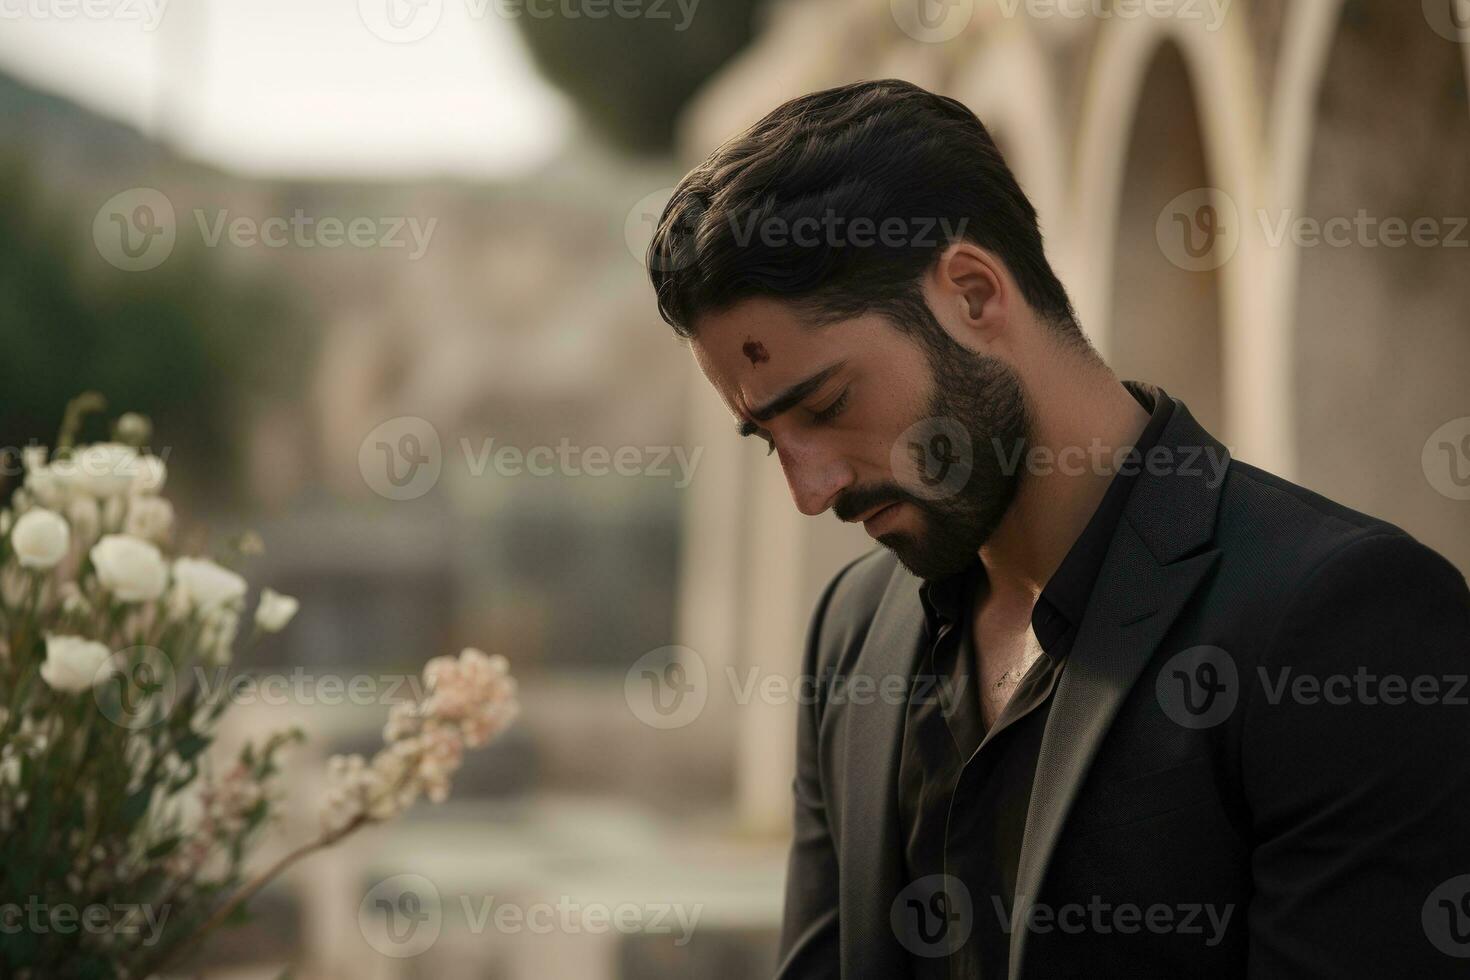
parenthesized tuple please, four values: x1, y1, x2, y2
(898, 381, 1173, 978)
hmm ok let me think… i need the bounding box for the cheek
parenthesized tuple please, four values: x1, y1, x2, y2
(859, 396, 926, 479)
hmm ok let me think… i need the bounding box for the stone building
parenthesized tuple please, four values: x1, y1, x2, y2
(671, 0, 1470, 836)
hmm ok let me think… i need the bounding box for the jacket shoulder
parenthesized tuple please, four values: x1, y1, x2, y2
(1213, 459, 1465, 601)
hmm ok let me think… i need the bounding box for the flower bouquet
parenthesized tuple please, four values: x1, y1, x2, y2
(0, 394, 518, 977)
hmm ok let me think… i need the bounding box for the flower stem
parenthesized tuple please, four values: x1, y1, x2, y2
(135, 813, 368, 977)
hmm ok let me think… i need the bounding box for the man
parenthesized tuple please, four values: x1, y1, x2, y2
(645, 79, 1470, 977)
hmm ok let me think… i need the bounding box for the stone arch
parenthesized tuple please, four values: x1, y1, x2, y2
(1261, 0, 1347, 479)
(1289, 2, 1470, 573)
(1103, 39, 1226, 436)
(1071, 11, 1265, 454)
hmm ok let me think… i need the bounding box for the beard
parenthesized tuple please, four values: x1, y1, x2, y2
(834, 334, 1029, 582)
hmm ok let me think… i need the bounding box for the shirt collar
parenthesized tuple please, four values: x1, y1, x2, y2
(917, 381, 1174, 638)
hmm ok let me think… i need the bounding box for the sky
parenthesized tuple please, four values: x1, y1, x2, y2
(0, 0, 575, 179)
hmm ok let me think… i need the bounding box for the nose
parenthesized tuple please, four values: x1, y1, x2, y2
(777, 440, 855, 517)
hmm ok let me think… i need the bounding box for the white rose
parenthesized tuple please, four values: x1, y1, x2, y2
(24, 464, 70, 510)
(133, 455, 167, 496)
(172, 557, 247, 611)
(40, 635, 114, 694)
(200, 607, 240, 664)
(59, 582, 91, 617)
(124, 496, 174, 544)
(52, 443, 141, 499)
(90, 534, 168, 602)
(66, 495, 101, 546)
(255, 588, 300, 632)
(11, 508, 70, 569)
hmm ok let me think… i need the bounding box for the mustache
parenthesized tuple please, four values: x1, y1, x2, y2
(833, 482, 919, 523)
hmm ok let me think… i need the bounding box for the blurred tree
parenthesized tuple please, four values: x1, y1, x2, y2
(0, 155, 307, 508)
(509, 0, 770, 154)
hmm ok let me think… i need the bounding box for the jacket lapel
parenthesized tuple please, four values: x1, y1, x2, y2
(1008, 391, 1228, 979)
(839, 564, 928, 978)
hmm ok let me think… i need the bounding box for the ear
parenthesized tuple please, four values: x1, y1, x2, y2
(925, 242, 1009, 350)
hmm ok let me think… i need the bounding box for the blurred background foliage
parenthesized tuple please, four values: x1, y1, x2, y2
(0, 152, 309, 508)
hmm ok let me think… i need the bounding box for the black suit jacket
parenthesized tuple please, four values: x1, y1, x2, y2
(775, 390, 1470, 978)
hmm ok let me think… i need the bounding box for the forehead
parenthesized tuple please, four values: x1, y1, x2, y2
(690, 296, 840, 413)
(692, 296, 818, 364)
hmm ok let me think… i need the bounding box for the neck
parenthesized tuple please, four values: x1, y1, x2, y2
(978, 357, 1149, 601)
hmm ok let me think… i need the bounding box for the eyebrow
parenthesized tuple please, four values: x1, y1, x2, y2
(736, 360, 847, 437)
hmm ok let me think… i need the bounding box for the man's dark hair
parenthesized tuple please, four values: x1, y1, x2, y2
(647, 78, 1084, 351)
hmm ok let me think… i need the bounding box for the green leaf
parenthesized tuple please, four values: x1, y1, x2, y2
(145, 835, 182, 860)
(174, 730, 210, 762)
(121, 784, 152, 828)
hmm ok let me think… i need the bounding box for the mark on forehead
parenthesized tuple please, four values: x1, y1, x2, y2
(742, 338, 770, 366)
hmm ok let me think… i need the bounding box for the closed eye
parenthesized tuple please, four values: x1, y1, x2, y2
(738, 385, 848, 457)
(811, 388, 849, 424)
